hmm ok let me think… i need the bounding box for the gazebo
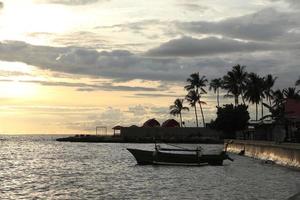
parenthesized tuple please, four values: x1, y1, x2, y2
(112, 125, 123, 136)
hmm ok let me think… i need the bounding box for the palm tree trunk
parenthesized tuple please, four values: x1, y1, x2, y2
(256, 103, 258, 121)
(199, 101, 205, 127)
(179, 112, 183, 127)
(261, 100, 264, 119)
(235, 95, 239, 106)
(241, 93, 245, 105)
(217, 88, 220, 107)
(194, 106, 199, 127)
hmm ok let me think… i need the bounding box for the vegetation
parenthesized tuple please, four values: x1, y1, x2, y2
(296, 77, 300, 86)
(185, 90, 200, 127)
(244, 73, 265, 121)
(169, 99, 189, 127)
(212, 104, 250, 139)
(222, 64, 247, 106)
(185, 73, 208, 127)
(168, 63, 299, 137)
(209, 78, 223, 107)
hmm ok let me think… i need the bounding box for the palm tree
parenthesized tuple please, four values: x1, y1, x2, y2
(263, 89, 285, 121)
(185, 90, 200, 127)
(244, 73, 265, 121)
(169, 99, 189, 127)
(271, 89, 285, 106)
(222, 64, 248, 106)
(209, 78, 223, 107)
(283, 87, 300, 99)
(295, 77, 300, 86)
(185, 73, 208, 127)
(263, 74, 277, 107)
(261, 74, 277, 118)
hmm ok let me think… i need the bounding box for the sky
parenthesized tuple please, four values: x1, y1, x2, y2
(0, 0, 299, 134)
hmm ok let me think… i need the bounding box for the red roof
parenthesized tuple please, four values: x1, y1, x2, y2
(161, 119, 180, 128)
(285, 98, 300, 119)
(142, 118, 160, 128)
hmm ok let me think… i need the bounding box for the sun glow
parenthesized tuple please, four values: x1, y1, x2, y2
(0, 81, 37, 98)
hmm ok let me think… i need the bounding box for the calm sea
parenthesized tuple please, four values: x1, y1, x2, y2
(0, 135, 299, 200)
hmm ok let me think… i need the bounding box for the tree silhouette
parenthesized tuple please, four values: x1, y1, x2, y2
(169, 98, 189, 127)
(244, 73, 265, 121)
(185, 73, 208, 127)
(185, 90, 200, 127)
(209, 78, 223, 107)
(222, 65, 247, 106)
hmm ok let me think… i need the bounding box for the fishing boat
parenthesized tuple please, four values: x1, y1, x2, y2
(127, 144, 233, 166)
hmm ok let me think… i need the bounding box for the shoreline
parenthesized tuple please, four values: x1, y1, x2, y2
(225, 139, 300, 169)
(56, 135, 223, 144)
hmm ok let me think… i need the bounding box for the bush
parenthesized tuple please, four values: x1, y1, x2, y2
(212, 104, 250, 139)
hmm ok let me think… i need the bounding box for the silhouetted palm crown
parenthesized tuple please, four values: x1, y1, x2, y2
(222, 65, 247, 105)
(169, 99, 189, 116)
(185, 73, 208, 94)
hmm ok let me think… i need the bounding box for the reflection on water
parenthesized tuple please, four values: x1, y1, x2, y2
(0, 135, 299, 199)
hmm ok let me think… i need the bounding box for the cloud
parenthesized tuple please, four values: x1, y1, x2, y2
(2, 79, 161, 92)
(177, 3, 208, 12)
(270, 0, 300, 9)
(132, 93, 182, 98)
(177, 8, 300, 42)
(0, 2, 3, 9)
(0, 40, 189, 82)
(146, 36, 300, 57)
(0, 39, 299, 89)
(36, 0, 105, 6)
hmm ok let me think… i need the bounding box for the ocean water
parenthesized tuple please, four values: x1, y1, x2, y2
(0, 135, 299, 200)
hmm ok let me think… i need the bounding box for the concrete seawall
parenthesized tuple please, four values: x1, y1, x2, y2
(225, 140, 300, 168)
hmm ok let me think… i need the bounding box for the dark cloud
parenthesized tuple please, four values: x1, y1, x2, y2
(0, 2, 3, 9)
(178, 8, 300, 42)
(0, 39, 299, 89)
(0, 41, 189, 82)
(15, 80, 160, 92)
(146, 36, 299, 57)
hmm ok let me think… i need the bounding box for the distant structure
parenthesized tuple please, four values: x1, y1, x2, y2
(161, 119, 180, 128)
(142, 118, 160, 128)
(112, 125, 122, 136)
(96, 126, 107, 135)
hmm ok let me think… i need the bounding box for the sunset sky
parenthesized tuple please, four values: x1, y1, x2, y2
(0, 0, 299, 134)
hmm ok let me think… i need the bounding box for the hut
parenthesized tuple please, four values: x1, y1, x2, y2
(161, 119, 180, 128)
(142, 118, 160, 128)
(112, 125, 122, 136)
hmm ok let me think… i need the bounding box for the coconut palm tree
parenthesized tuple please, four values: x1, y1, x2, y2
(271, 89, 285, 106)
(209, 78, 223, 107)
(169, 99, 189, 127)
(295, 77, 300, 86)
(283, 87, 300, 99)
(263, 74, 277, 107)
(185, 73, 208, 127)
(222, 64, 248, 106)
(261, 74, 277, 118)
(263, 89, 285, 121)
(185, 90, 200, 127)
(244, 73, 265, 121)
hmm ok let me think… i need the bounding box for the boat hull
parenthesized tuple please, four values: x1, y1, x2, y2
(127, 148, 229, 166)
